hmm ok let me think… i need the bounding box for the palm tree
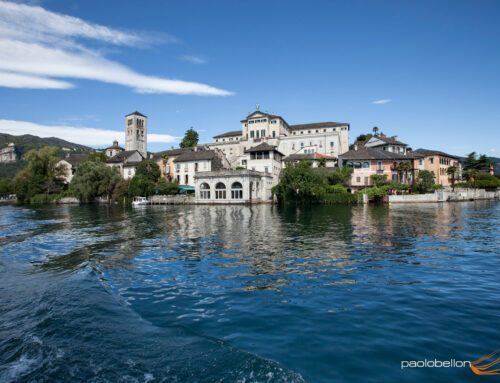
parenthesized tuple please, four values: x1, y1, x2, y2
(396, 162, 412, 184)
(372, 126, 379, 136)
(447, 165, 458, 191)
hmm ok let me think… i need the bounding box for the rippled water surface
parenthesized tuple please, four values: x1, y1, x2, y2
(1, 202, 499, 382)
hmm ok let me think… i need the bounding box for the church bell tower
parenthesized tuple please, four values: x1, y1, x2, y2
(125, 111, 147, 158)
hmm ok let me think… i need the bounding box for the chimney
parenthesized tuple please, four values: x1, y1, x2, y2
(393, 135, 399, 142)
(171, 146, 174, 150)
(354, 144, 358, 151)
(194, 147, 198, 152)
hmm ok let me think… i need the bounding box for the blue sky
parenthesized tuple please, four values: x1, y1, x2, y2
(0, 0, 498, 156)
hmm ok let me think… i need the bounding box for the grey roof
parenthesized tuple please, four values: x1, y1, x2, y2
(152, 147, 193, 161)
(123, 161, 143, 167)
(106, 150, 143, 164)
(341, 147, 411, 161)
(195, 169, 269, 179)
(414, 149, 459, 160)
(244, 142, 284, 155)
(370, 136, 407, 146)
(241, 111, 285, 124)
(105, 144, 124, 150)
(289, 122, 349, 131)
(283, 153, 336, 162)
(125, 111, 147, 117)
(64, 154, 88, 167)
(173, 149, 218, 162)
(213, 130, 242, 139)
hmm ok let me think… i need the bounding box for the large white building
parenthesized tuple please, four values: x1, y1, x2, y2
(125, 111, 147, 158)
(208, 108, 350, 169)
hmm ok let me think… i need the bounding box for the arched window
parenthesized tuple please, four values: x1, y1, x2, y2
(346, 161, 353, 167)
(215, 182, 226, 199)
(199, 183, 210, 199)
(231, 182, 243, 199)
(354, 162, 362, 168)
(362, 162, 370, 168)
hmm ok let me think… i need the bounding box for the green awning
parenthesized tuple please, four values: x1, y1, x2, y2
(178, 185, 195, 191)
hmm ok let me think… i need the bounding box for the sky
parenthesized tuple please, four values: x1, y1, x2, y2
(0, 0, 499, 156)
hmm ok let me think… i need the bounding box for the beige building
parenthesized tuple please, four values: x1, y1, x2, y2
(195, 169, 273, 204)
(173, 148, 228, 186)
(414, 149, 461, 187)
(0, 143, 18, 163)
(57, 154, 88, 184)
(152, 147, 195, 181)
(105, 140, 125, 158)
(364, 135, 408, 155)
(106, 150, 144, 180)
(208, 108, 350, 168)
(125, 111, 147, 158)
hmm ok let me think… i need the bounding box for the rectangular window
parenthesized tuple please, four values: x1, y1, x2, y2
(301, 142, 304, 147)
(264, 152, 270, 159)
(256, 130, 259, 138)
(377, 161, 382, 170)
(128, 119, 133, 126)
(265, 167, 269, 173)
(185, 175, 189, 184)
(272, 131, 276, 138)
(261, 129, 265, 137)
(330, 142, 334, 148)
(250, 131, 254, 138)
(356, 177, 361, 182)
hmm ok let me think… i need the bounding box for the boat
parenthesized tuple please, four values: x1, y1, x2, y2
(132, 196, 148, 206)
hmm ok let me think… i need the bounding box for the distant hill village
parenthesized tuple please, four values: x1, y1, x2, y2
(2, 108, 497, 203)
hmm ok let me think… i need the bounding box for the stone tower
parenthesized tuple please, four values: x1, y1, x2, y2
(125, 111, 147, 158)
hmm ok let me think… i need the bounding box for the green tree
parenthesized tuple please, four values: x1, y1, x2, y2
(112, 179, 130, 203)
(416, 170, 435, 193)
(326, 166, 353, 186)
(463, 152, 477, 170)
(128, 174, 155, 198)
(88, 151, 107, 163)
(447, 165, 458, 191)
(156, 178, 179, 195)
(0, 178, 13, 197)
(370, 174, 388, 187)
(24, 146, 67, 194)
(396, 161, 412, 184)
(70, 161, 121, 202)
(477, 154, 492, 171)
(372, 126, 379, 136)
(179, 128, 199, 148)
(135, 160, 161, 183)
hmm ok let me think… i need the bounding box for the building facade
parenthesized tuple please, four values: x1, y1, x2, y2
(172, 148, 228, 186)
(105, 140, 125, 158)
(194, 170, 273, 204)
(57, 154, 89, 183)
(208, 108, 350, 169)
(152, 147, 195, 181)
(414, 149, 461, 187)
(0, 143, 18, 163)
(340, 146, 417, 190)
(106, 150, 144, 180)
(125, 111, 147, 158)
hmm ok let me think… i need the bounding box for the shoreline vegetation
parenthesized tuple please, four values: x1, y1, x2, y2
(0, 145, 499, 206)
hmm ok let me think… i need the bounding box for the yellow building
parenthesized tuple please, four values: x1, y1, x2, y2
(415, 150, 461, 187)
(152, 148, 194, 181)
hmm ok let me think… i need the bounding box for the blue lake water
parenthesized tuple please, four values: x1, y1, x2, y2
(0, 201, 499, 382)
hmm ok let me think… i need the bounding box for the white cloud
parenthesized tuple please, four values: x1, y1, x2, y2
(180, 55, 207, 64)
(0, 70, 74, 89)
(0, 119, 179, 146)
(490, 148, 497, 154)
(0, 1, 232, 95)
(371, 99, 392, 105)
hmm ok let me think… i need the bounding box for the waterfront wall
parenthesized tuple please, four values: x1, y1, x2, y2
(388, 188, 500, 204)
(149, 195, 195, 204)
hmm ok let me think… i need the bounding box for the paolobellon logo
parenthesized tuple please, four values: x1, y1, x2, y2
(401, 350, 500, 375)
